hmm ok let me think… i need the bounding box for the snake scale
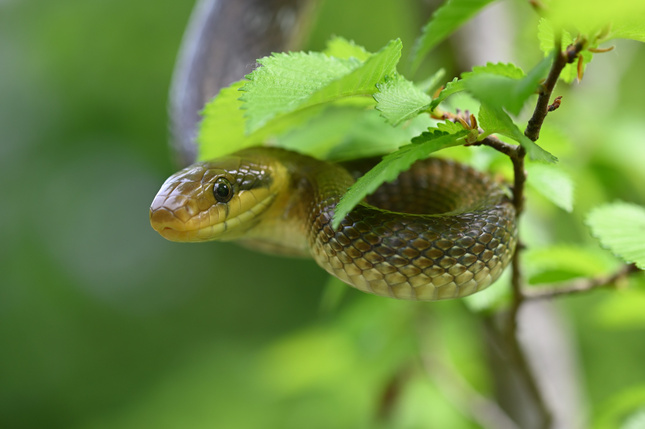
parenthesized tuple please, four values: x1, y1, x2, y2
(150, 0, 517, 301)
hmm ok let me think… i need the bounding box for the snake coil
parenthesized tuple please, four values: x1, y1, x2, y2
(150, 0, 517, 301)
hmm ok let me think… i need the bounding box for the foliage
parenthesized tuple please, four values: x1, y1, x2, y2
(3, 0, 645, 428)
(587, 202, 645, 269)
(194, 0, 645, 426)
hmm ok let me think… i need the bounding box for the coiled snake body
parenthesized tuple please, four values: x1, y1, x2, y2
(150, 147, 516, 301)
(150, 0, 516, 301)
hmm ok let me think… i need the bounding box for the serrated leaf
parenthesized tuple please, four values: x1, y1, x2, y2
(374, 75, 433, 125)
(241, 39, 402, 133)
(429, 77, 466, 110)
(429, 61, 549, 114)
(275, 107, 432, 161)
(332, 129, 469, 228)
(461, 60, 551, 115)
(478, 104, 557, 163)
(465, 62, 526, 79)
(436, 120, 467, 134)
(197, 80, 324, 160)
(609, 23, 645, 43)
(586, 202, 645, 269)
(526, 163, 574, 212)
(324, 37, 371, 61)
(537, 19, 593, 84)
(410, 0, 498, 71)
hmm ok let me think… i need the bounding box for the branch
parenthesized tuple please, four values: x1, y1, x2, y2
(477, 40, 587, 427)
(524, 264, 640, 300)
(525, 39, 586, 142)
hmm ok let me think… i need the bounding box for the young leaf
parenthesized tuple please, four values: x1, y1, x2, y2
(429, 77, 466, 110)
(526, 163, 574, 212)
(240, 39, 402, 133)
(374, 75, 433, 125)
(198, 80, 324, 160)
(537, 19, 593, 83)
(586, 202, 645, 269)
(276, 107, 432, 161)
(545, 0, 645, 43)
(324, 36, 371, 61)
(478, 104, 557, 163)
(461, 60, 551, 115)
(410, 0, 498, 71)
(465, 62, 525, 79)
(429, 60, 550, 114)
(332, 129, 469, 228)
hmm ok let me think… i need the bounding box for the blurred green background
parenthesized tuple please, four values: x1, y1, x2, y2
(2, 0, 645, 428)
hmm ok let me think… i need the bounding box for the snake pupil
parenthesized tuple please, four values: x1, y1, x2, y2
(213, 177, 233, 203)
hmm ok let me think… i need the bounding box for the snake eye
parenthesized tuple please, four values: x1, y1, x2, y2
(212, 177, 234, 203)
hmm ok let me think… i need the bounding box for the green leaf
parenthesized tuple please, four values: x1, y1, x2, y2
(465, 62, 526, 80)
(332, 129, 469, 228)
(240, 39, 402, 133)
(544, 0, 645, 43)
(436, 120, 467, 134)
(524, 245, 616, 284)
(461, 60, 551, 115)
(429, 77, 466, 110)
(197, 80, 324, 160)
(323, 36, 371, 61)
(325, 113, 433, 161)
(586, 202, 645, 269)
(275, 107, 432, 161)
(374, 75, 433, 125)
(526, 163, 574, 212)
(477, 104, 557, 163)
(537, 19, 593, 84)
(410, 0, 498, 71)
(429, 60, 550, 115)
(609, 23, 645, 43)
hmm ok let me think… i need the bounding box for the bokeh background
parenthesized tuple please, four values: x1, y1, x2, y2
(2, 0, 645, 428)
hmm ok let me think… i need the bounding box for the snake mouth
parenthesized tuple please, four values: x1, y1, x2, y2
(149, 188, 278, 243)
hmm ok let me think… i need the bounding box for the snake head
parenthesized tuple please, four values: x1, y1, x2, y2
(149, 153, 284, 242)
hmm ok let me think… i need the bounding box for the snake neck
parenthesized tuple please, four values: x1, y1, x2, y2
(236, 148, 355, 257)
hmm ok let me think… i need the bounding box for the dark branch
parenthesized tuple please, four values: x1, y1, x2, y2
(524, 39, 586, 142)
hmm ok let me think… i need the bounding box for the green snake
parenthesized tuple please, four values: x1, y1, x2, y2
(150, 147, 516, 301)
(150, 0, 516, 301)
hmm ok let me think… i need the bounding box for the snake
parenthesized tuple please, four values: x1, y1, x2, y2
(149, 0, 517, 301)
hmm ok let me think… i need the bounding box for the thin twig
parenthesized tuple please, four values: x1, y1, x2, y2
(525, 39, 586, 142)
(524, 264, 640, 300)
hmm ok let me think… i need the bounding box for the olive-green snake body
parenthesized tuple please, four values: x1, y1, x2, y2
(152, 0, 516, 300)
(150, 147, 516, 301)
